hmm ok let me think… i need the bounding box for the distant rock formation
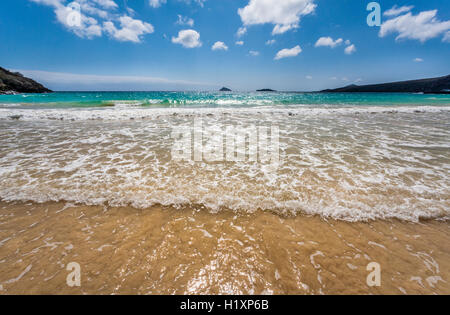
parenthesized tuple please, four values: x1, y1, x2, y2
(0, 67, 52, 94)
(321, 75, 450, 94)
(220, 87, 232, 92)
(257, 89, 276, 92)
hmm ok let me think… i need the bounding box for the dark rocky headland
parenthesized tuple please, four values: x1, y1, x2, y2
(321, 74, 450, 94)
(0, 67, 52, 94)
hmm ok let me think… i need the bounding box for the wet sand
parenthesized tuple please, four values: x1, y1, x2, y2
(0, 201, 448, 295)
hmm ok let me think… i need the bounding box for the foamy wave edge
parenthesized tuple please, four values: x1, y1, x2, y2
(1, 191, 448, 223)
(1, 105, 450, 121)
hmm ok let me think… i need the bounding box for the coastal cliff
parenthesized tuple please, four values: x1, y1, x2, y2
(0, 67, 52, 94)
(321, 75, 450, 94)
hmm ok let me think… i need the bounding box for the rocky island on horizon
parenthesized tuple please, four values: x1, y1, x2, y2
(0, 67, 52, 94)
(257, 88, 277, 92)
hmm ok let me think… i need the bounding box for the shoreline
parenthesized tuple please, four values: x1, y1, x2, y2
(0, 97, 448, 295)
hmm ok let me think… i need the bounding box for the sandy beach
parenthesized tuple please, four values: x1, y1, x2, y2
(0, 201, 449, 294)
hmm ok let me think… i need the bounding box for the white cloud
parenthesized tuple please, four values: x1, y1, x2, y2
(315, 37, 355, 54)
(235, 41, 244, 46)
(274, 45, 302, 60)
(344, 44, 356, 55)
(384, 5, 413, 17)
(149, 0, 166, 8)
(272, 24, 297, 35)
(380, 10, 450, 43)
(237, 27, 247, 37)
(212, 41, 228, 51)
(315, 37, 343, 48)
(414, 58, 424, 62)
(92, 0, 117, 9)
(172, 29, 202, 48)
(30, 0, 103, 38)
(104, 16, 154, 43)
(305, 75, 312, 80)
(56, 5, 103, 38)
(249, 50, 260, 56)
(443, 31, 450, 43)
(238, 0, 316, 35)
(176, 15, 194, 27)
(29, 0, 155, 42)
(266, 39, 276, 45)
(79, 3, 110, 19)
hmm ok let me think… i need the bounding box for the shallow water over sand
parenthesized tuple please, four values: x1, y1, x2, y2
(0, 202, 449, 294)
(0, 104, 449, 294)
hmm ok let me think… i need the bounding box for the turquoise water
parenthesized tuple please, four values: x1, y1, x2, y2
(0, 91, 449, 109)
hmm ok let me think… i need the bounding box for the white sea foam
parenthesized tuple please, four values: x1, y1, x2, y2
(0, 105, 449, 121)
(0, 106, 448, 222)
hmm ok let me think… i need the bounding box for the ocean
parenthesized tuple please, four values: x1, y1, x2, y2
(1, 91, 450, 109)
(0, 91, 449, 294)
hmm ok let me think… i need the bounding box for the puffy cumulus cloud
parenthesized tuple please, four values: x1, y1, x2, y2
(265, 39, 276, 45)
(235, 41, 244, 46)
(172, 29, 202, 48)
(176, 15, 194, 27)
(380, 9, 450, 43)
(274, 45, 302, 60)
(37, 0, 103, 38)
(104, 16, 154, 43)
(149, 0, 166, 8)
(249, 50, 260, 56)
(384, 5, 413, 17)
(29, 0, 155, 42)
(315, 36, 355, 54)
(414, 58, 423, 62)
(75, 0, 117, 19)
(344, 44, 356, 55)
(315, 36, 343, 48)
(238, 0, 316, 35)
(212, 41, 228, 51)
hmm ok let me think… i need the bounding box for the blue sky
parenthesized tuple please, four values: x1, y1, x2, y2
(1, 0, 449, 91)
